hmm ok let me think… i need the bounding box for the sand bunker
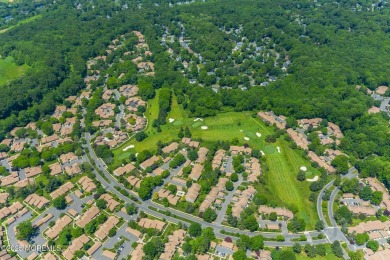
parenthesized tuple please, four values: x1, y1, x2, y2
(244, 137, 250, 141)
(194, 118, 203, 122)
(201, 126, 208, 130)
(123, 145, 135, 151)
(307, 176, 319, 182)
(277, 147, 281, 153)
(260, 151, 265, 156)
(256, 132, 262, 137)
(169, 118, 175, 123)
(300, 166, 307, 172)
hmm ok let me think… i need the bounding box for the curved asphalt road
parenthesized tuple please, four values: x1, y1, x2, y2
(84, 133, 328, 246)
(317, 167, 359, 258)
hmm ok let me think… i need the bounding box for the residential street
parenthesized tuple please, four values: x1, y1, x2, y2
(317, 167, 359, 258)
(7, 211, 33, 259)
(84, 133, 328, 246)
(215, 160, 243, 225)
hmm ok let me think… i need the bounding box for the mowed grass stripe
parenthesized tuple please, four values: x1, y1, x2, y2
(266, 154, 301, 204)
(144, 89, 160, 134)
(277, 141, 319, 227)
(281, 141, 319, 176)
(168, 95, 185, 121)
(265, 142, 318, 227)
(251, 117, 273, 136)
(204, 114, 233, 126)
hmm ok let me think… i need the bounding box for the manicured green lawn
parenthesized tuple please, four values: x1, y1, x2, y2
(263, 140, 320, 229)
(0, 56, 29, 86)
(192, 121, 203, 128)
(243, 130, 257, 139)
(264, 145, 277, 154)
(305, 171, 315, 178)
(189, 111, 272, 148)
(296, 244, 340, 260)
(144, 89, 161, 133)
(168, 95, 186, 121)
(112, 94, 320, 228)
(173, 120, 183, 126)
(113, 94, 272, 158)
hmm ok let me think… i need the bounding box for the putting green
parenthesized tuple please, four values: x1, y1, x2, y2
(264, 145, 276, 154)
(305, 171, 314, 178)
(243, 130, 256, 139)
(118, 152, 131, 160)
(173, 120, 183, 126)
(192, 121, 203, 128)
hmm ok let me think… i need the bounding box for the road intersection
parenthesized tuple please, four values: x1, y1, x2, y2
(317, 167, 359, 258)
(83, 133, 354, 248)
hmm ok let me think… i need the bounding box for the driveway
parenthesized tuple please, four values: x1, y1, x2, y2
(92, 222, 139, 259)
(7, 211, 33, 259)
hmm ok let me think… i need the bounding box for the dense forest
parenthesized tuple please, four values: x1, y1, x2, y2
(0, 0, 389, 183)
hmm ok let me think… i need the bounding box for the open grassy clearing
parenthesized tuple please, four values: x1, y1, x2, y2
(0, 56, 29, 86)
(112, 94, 320, 228)
(295, 244, 340, 260)
(0, 14, 42, 34)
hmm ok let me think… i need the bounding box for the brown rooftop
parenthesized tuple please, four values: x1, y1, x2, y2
(189, 164, 204, 181)
(138, 218, 166, 231)
(24, 166, 43, 178)
(258, 111, 286, 129)
(140, 155, 159, 170)
(162, 142, 179, 154)
(75, 205, 99, 228)
(49, 162, 62, 176)
(258, 205, 293, 219)
(185, 183, 201, 203)
(113, 163, 135, 176)
(24, 194, 49, 209)
(59, 152, 77, 164)
(78, 176, 96, 192)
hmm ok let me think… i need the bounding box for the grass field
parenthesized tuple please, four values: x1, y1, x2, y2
(296, 251, 339, 260)
(168, 95, 186, 121)
(296, 244, 340, 260)
(113, 93, 272, 156)
(0, 14, 42, 34)
(262, 139, 320, 229)
(0, 56, 29, 86)
(112, 94, 320, 228)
